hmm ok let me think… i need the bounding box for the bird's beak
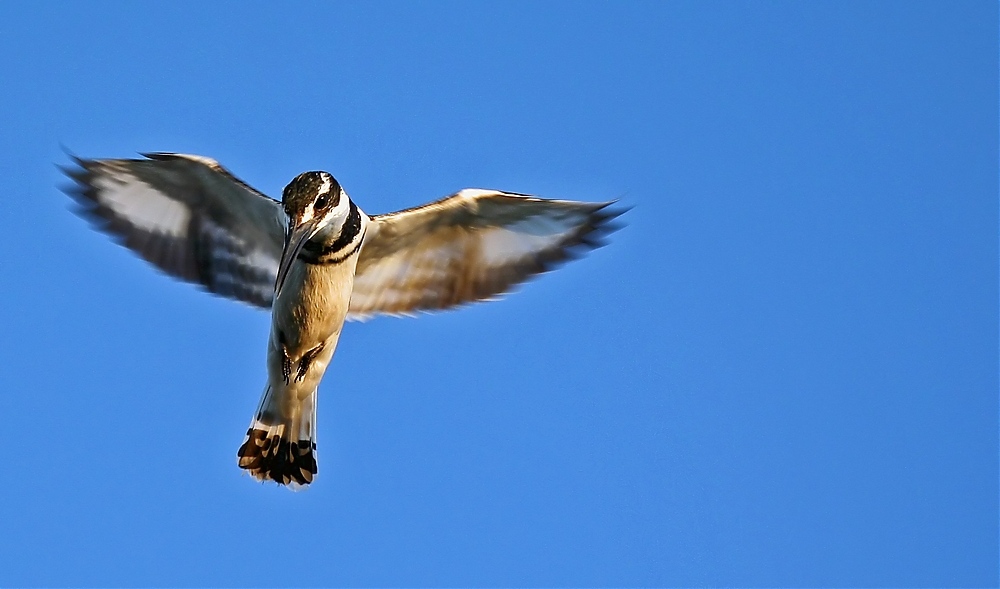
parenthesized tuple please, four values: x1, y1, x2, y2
(275, 217, 323, 296)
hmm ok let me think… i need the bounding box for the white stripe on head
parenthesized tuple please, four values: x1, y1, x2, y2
(314, 184, 352, 232)
(299, 174, 333, 224)
(317, 174, 332, 197)
(333, 185, 350, 214)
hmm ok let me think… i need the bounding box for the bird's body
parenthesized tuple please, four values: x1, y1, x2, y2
(246, 245, 360, 486)
(64, 153, 623, 488)
(242, 177, 371, 485)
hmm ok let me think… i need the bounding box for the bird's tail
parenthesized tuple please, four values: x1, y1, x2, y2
(237, 385, 318, 488)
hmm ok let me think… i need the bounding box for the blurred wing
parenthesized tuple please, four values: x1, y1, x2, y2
(63, 153, 287, 308)
(348, 189, 623, 320)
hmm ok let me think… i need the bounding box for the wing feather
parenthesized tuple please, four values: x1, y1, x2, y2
(348, 189, 623, 320)
(63, 153, 286, 308)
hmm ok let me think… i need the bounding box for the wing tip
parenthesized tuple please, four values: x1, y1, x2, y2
(581, 201, 629, 243)
(594, 200, 631, 218)
(59, 159, 101, 215)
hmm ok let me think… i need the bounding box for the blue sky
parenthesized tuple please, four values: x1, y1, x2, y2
(0, 2, 995, 586)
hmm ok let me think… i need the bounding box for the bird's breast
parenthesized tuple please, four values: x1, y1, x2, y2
(272, 255, 359, 355)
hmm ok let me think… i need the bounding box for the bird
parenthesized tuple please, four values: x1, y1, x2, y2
(63, 152, 624, 488)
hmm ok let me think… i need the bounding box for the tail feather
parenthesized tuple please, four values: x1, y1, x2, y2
(237, 386, 318, 488)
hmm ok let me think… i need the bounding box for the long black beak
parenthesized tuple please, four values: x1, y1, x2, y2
(275, 217, 323, 297)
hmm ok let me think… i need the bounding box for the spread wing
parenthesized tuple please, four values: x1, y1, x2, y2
(63, 153, 287, 308)
(348, 189, 624, 320)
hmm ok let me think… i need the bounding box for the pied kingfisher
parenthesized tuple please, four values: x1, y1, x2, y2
(64, 153, 624, 488)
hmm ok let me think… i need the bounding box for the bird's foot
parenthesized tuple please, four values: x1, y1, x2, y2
(296, 343, 325, 382)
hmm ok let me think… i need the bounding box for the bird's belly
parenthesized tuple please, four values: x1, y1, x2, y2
(262, 258, 358, 410)
(274, 260, 356, 346)
(281, 254, 358, 334)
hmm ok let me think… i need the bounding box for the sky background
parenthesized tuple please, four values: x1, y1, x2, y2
(0, 2, 995, 587)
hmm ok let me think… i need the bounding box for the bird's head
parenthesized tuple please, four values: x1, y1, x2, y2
(275, 171, 353, 294)
(281, 170, 348, 226)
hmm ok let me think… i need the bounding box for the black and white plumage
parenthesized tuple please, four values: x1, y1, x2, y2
(64, 152, 624, 488)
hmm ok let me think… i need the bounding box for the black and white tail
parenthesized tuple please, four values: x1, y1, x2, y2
(237, 386, 318, 488)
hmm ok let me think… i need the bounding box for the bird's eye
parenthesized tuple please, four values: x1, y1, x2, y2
(315, 195, 329, 209)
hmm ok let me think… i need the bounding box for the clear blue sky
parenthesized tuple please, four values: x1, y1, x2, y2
(0, 2, 995, 586)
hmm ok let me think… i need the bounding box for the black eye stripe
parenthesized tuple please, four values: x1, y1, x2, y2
(315, 190, 340, 211)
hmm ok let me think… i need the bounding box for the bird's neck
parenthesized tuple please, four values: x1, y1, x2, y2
(296, 201, 368, 266)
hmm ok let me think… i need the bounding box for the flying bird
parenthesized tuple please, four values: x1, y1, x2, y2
(63, 153, 624, 488)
